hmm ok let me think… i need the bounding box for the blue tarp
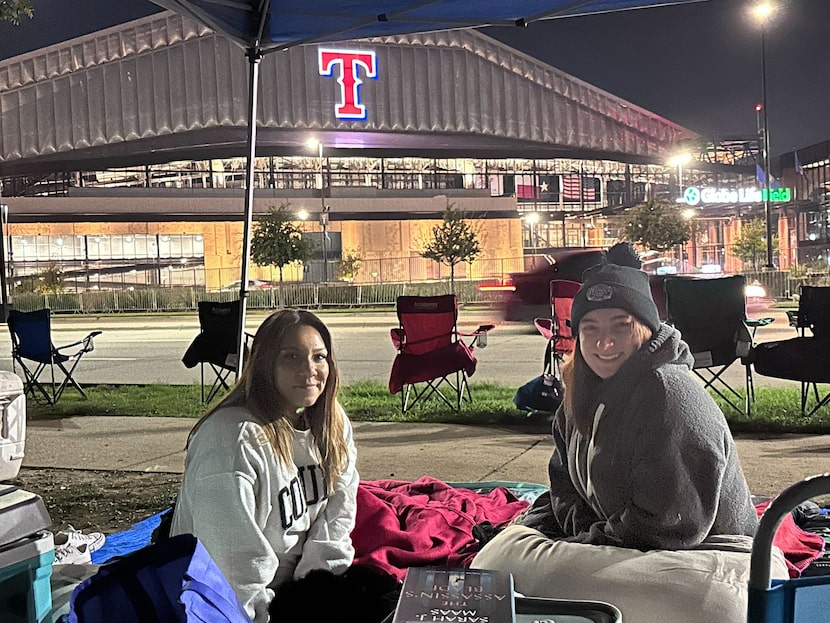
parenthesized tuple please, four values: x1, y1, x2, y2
(151, 0, 710, 53)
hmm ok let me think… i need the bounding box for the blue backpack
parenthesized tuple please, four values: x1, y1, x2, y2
(65, 533, 251, 623)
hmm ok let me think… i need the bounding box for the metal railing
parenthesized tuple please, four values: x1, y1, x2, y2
(9, 280, 505, 314)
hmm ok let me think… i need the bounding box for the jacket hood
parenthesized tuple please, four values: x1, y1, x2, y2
(640, 323, 694, 372)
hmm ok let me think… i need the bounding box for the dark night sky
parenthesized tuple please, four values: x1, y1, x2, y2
(1, 0, 827, 158)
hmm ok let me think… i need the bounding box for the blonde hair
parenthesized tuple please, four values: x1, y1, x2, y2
(561, 317, 654, 435)
(188, 309, 349, 493)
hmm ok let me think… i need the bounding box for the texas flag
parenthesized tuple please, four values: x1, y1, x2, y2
(515, 174, 538, 199)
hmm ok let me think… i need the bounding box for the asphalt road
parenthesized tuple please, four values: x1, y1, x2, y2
(0, 307, 801, 390)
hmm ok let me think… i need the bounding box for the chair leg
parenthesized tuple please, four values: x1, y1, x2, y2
(801, 382, 830, 418)
(54, 358, 90, 402)
(19, 362, 53, 404)
(205, 364, 232, 403)
(696, 367, 746, 416)
(400, 377, 463, 412)
(200, 363, 205, 403)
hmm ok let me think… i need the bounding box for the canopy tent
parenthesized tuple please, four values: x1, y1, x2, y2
(149, 0, 712, 374)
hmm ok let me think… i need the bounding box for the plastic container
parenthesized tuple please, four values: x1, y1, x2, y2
(0, 530, 55, 623)
(0, 371, 26, 481)
(748, 473, 830, 623)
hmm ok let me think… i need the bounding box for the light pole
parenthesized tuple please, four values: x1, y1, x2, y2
(524, 212, 540, 268)
(753, 2, 775, 269)
(307, 138, 329, 281)
(682, 208, 697, 270)
(668, 152, 691, 197)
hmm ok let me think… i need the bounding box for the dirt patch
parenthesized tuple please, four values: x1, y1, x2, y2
(9, 467, 181, 534)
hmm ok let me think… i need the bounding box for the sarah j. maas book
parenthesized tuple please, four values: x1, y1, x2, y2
(393, 567, 515, 623)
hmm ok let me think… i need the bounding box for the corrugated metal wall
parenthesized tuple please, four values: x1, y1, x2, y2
(0, 11, 695, 170)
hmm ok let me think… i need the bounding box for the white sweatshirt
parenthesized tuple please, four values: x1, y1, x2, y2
(170, 406, 359, 623)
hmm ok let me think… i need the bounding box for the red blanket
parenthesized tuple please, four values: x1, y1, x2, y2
(351, 477, 529, 581)
(755, 499, 826, 578)
(350, 480, 825, 582)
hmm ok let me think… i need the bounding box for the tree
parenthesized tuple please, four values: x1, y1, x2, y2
(337, 249, 362, 283)
(38, 261, 64, 294)
(0, 0, 33, 25)
(420, 203, 481, 293)
(623, 198, 690, 252)
(250, 204, 316, 283)
(732, 218, 778, 271)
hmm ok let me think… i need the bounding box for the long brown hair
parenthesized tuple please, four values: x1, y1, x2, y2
(561, 317, 653, 435)
(188, 309, 349, 493)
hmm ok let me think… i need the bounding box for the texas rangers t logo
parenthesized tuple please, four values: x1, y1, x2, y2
(318, 48, 378, 120)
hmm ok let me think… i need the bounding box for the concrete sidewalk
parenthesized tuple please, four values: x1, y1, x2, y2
(22, 415, 830, 498)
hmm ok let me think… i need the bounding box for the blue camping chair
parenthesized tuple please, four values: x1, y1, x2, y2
(8, 308, 102, 404)
(748, 473, 830, 623)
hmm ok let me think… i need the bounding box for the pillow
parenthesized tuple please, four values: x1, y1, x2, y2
(471, 525, 788, 623)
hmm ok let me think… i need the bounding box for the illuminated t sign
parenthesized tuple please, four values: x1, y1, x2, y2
(318, 48, 378, 120)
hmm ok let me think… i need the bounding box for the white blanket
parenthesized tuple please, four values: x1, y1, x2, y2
(472, 525, 788, 623)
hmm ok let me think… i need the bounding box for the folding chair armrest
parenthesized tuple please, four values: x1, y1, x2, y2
(457, 324, 495, 337)
(56, 330, 102, 355)
(785, 310, 799, 329)
(390, 328, 405, 350)
(458, 324, 495, 349)
(746, 317, 774, 329)
(533, 318, 554, 340)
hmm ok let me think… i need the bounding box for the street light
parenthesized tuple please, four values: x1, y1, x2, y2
(307, 138, 330, 281)
(753, 2, 775, 269)
(668, 152, 692, 196)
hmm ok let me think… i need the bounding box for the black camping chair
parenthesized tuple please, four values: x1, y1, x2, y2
(8, 308, 102, 404)
(182, 301, 250, 403)
(664, 275, 768, 416)
(753, 285, 830, 417)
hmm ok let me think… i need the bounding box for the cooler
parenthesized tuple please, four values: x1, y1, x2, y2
(0, 531, 55, 623)
(0, 371, 26, 481)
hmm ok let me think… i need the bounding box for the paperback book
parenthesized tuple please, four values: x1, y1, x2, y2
(393, 567, 515, 623)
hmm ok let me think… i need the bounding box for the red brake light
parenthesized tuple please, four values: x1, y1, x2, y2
(478, 278, 516, 292)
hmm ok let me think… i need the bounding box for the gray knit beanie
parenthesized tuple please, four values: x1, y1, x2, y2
(570, 249, 660, 335)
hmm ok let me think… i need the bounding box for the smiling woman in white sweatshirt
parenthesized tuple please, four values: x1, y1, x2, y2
(171, 309, 359, 623)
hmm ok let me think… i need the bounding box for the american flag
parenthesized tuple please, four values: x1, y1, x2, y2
(562, 175, 596, 201)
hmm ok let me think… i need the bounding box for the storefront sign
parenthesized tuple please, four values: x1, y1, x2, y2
(679, 186, 792, 206)
(318, 48, 378, 120)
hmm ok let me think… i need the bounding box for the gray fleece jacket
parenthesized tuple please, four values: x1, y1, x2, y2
(522, 324, 758, 550)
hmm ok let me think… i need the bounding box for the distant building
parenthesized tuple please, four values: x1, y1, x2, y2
(3, 10, 815, 292)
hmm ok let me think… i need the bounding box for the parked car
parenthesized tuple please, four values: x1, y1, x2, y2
(490, 248, 771, 323)
(490, 248, 605, 322)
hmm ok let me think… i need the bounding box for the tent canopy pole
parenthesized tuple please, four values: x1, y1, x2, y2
(236, 47, 263, 381)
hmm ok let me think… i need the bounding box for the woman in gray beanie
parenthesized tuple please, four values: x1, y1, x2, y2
(471, 247, 785, 623)
(518, 243, 758, 550)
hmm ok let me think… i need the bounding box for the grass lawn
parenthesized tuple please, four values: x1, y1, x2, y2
(27, 381, 830, 434)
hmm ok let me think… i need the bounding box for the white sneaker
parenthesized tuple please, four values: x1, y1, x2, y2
(54, 542, 92, 565)
(54, 526, 106, 553)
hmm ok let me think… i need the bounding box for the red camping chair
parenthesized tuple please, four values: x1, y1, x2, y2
(533, 279, 581, 364)
(388, 295, 493, 412)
